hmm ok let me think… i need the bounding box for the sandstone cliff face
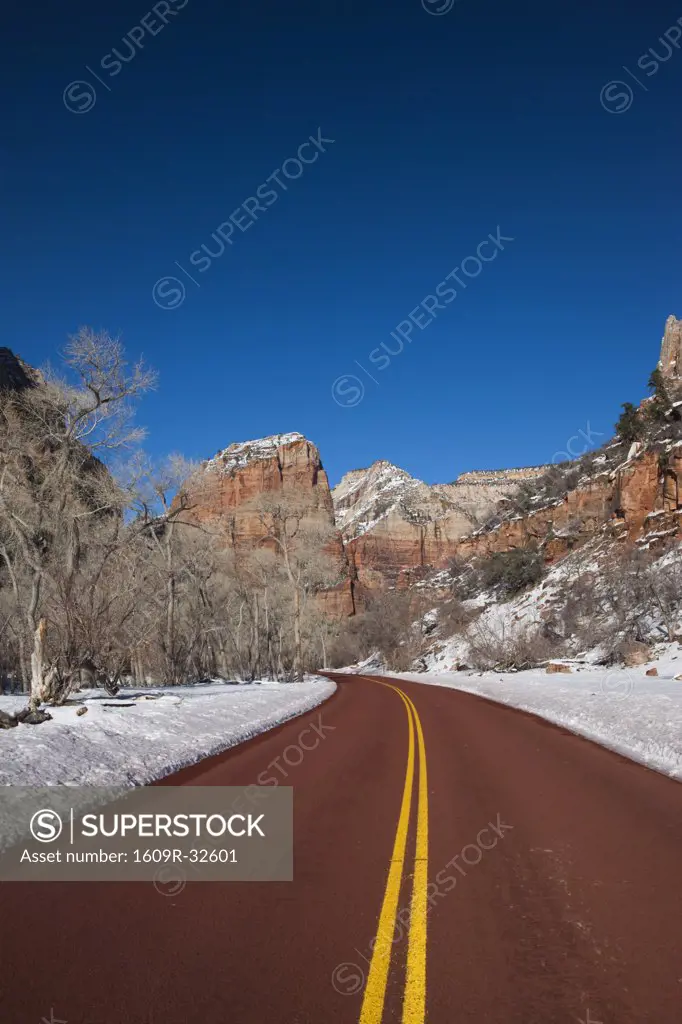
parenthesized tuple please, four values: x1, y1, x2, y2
(336, 444, 682, 595)
(183, 432, 354, 615)
(432, 315, 682, 572)
(346, 512, 469, 589)
(456, 443, 682, 565)
(188, 433, 332, 535)
(333, 460, 550, 589)
(659, 315, 682, 378)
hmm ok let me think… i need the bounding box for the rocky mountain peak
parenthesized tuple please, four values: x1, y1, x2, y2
(203, 431, 309, 475)
(659, 315, 682, 378)
(332, 461, 423, 540)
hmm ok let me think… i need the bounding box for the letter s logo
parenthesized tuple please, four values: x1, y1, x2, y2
(30, 808, 63, 843)
(331, 374, 364, 408)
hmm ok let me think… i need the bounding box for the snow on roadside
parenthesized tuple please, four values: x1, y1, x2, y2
(387, 666, 682, 782)
(0, 679, 336, 787)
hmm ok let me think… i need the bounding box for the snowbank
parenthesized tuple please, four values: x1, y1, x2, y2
(389, 665, 682, 781)
(0, 679, 336, 787)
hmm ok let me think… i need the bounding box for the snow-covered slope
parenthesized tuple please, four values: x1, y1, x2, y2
(416, 531, 682, 674)
(386, 523, 682, 780)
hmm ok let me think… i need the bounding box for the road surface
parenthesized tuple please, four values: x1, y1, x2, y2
(1, 673, 681, 1023)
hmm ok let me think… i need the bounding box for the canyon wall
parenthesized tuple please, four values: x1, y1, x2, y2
(334, 460, 550, 590)
(457, 444, 682, 565)
(6, 313, 681, 631)
(181, 432, 354, 616)
(159, 314, 682, 604)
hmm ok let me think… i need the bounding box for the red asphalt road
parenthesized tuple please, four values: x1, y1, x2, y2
(1, 674, 682, 1024)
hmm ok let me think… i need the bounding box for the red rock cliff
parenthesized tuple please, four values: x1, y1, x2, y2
(334, 460, 549, 590)
(458, 443, 682, 564)
(182, 432, 354, 615)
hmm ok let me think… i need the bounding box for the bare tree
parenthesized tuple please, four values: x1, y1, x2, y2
(247, 492, 343, 679)
(0, 328, 156, 707)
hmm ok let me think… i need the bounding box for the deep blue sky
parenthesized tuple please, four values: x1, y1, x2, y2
(3, 0, 681, 485)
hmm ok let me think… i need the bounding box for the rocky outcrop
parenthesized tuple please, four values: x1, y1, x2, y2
(0, 348, 42, 392)
(346, 511, 470, 590)
(456, 443, 682, 565)
(182, 432, 354, 615)
(409, 316, 682, 579)
(435, 467, 551, 527)
(659, 315, 682, 378)
(333, 462, 422, 541)
(187, 433, 330, 536)
(333, 460, 549, 589)
(185, 442, 554, 601)
(0, 347, 107, 509)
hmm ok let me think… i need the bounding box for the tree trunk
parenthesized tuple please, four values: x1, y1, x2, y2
(18, 639, 29, 694)
(134, 650, 145, 686)
(252, 592, 260, 680)
(215, 634, 228, 679)
(165, 572, 176, 682)
(277, 627, 285, 681)
(29, 618, 46, 710)
(264, 587, 276, 680)
(0, 548, 30, 690)
(293, 587, 302, 681)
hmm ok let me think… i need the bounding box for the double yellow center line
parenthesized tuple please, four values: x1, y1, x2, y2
(357, 679, 429, 1024)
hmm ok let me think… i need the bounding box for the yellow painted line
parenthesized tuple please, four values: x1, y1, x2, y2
(354, 677, 430, 1024)
(401, 691, 429, 1024)
(357, 680, 415, 1024)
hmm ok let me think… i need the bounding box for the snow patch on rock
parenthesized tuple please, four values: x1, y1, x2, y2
(204, 432, 307, 474)
(332, 461, 422, 539)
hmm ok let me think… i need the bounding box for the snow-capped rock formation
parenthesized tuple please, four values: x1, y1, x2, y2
(182, 432, 354, 615)
(332, 461, 549, 589)
(190, 433, 334, 530)
(203, 432, 308, 475)
(332, 461, 424, 541)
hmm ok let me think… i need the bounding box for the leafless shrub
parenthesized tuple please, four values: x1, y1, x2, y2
(437, 597, 476, 636)
(466, 620, 557, 672)
(447, 556, 481, 600)
(553, 542, 682, 661)
(339, 589, 429, 671)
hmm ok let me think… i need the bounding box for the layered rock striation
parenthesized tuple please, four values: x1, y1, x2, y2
(181, 432, 354, 615)
(456, 442, 682, 565)
(332, 460, 549, 589)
